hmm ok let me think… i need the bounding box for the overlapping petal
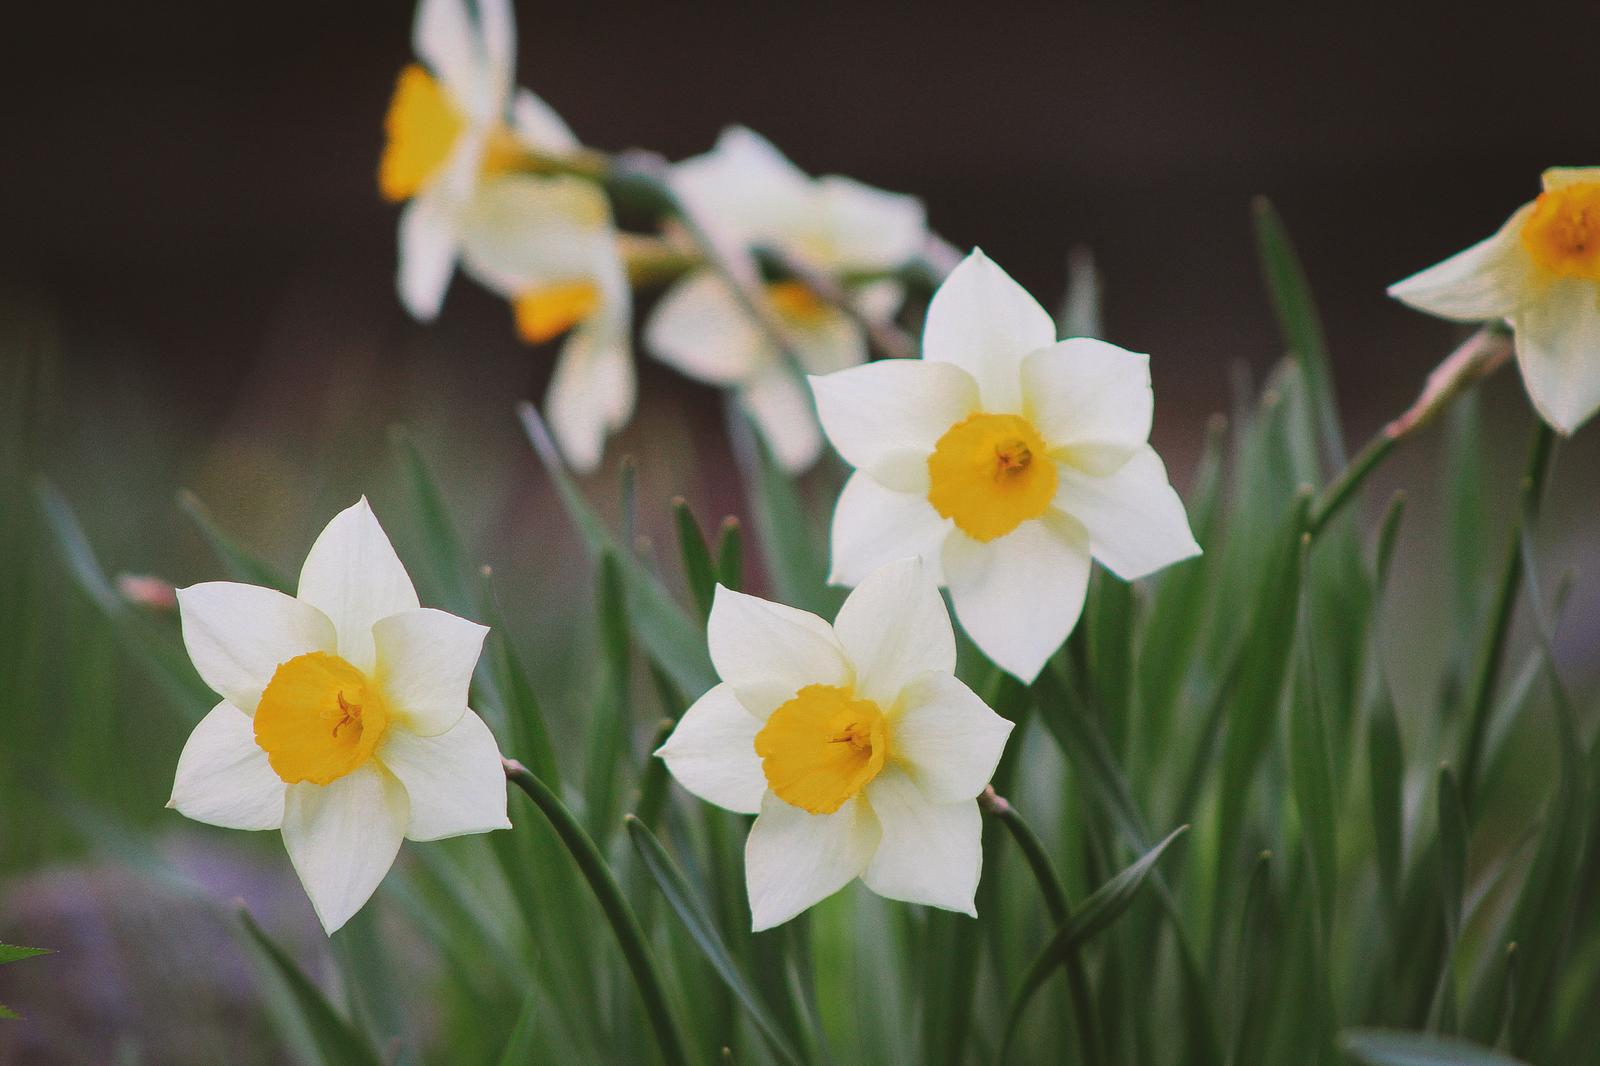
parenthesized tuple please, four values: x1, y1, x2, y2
(547, 320, 637, 472)
(746, 792, 880, 931)
(372, 607, 488, 736)
(741, 368, 825, 474)
(1055, 445, 1201, 581)
(707, 586, 849, 718)
(379, 709, 509, 841)
(890, 672, 1013, 803)
(922, 249, 1056, 413)
(861, 768, 981, 915)
(811, 359, 978, 493)
(815, 176, 927, 273)
(297, 499, 420, 676)
(168, 702, 288, 830)
(1514, 277, 1600, 435)
(397, 191, 462, 322)
(828, 472, 951, 587)
(1022, 339, 1152, 453)
(654, 684, 766, 815)
(646, 270, 768, 386)
(281, 763, 410, 934)
(1388, 207, 1531, 324)
(832, 558, 954, 708)
(176, 582, 337, 715)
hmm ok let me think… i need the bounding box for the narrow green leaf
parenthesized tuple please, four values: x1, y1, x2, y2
(584, 551, 631, 843)
(716, 516, 744, 592)
(478, 568, 561, 792)
(178, 490, 291, 592)
(725, 401, 831, 614)
(390, 425, 473, 616)
(999, 826, 1189, 1060)
(626, 816, 807, 1066)
(1374, 491, 1407, 598)
(1230, 852, 1275, 1066)
(1252, 196, 1344, 471)
(1340, 1028, 1529, 1066)
(1433, 763, 1467, 1033)
(237, 909, 385, 1066)
(0, 945, 49, 965)
(518, 401, 714, 696)
(496, 991, 540, 1066)
(1443, 391, 1487, 628)
(1288, 534, 1337, 940)
(672, 497, 718, 623)
(1369, 682, 1405, 923)
(1085, 570, 1134, 753)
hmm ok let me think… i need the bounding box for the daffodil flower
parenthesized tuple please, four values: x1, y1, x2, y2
(167, 499, 509, 934)
(1389, 167, 1600, 435)
(379, 0, 581, 321)
(656, 557, 1013, 930)
(646, 127, 927, 472)
(458, 174, 635, 472)
(809, 249, 1200, 683)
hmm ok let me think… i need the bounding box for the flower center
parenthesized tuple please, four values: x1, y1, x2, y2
(1521, 181, 1600, 280)
(254, 652, 390, 786)
(766, 280, 830, 324)
(754, 684, 889, 814)
(927, 412, 1058, 542)
(513, 281, 602, 344)
(379, 64, 469, 203)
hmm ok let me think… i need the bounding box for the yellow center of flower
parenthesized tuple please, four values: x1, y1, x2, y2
(766, 280, 830, 324)
(513, 281, 602, 344)
(380, 65, 468, 203)
(254, 652, 390, 786)
(755, 684, 889, 814)
(1521, 181, 1600, 280)
(926, 412, 1058, 542)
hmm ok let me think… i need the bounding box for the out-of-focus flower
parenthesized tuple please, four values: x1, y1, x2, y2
(380, 0, 581, 321)
(117, 573, 177, 611)
(810, 249, 1200, 683)
(459, 175, 634, 472)
(1390, 167, 1600, 435)
(646, 127, 927, 472)
(656, 557, 1013, 930)
(168, 499, 509, 934)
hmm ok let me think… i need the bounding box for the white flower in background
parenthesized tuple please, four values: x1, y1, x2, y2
(459, 175, 635, 472)
(168, 499, 509, 934)
(379, 0, 582, 321)
(810, 249, 1200, 683)
(646, 127, 927, 472)
(1389, 166, 1600, 435)
(656, 557, 1013, 930)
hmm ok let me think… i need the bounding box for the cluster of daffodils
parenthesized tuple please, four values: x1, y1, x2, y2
(379, 0, 928, 474)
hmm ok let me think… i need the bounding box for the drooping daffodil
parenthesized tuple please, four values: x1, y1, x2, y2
(380, 0, 583, 321)
(168, 499, 509, 934)
(656, 557, 1013, 930)
(809, 249, 1200, 683)
(1389, 166, 1600, 435)
(458, 174, 635, 472)
(646, 126, 927, 472)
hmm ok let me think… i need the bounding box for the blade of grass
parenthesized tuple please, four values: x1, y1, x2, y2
(237, 909, 385, 1066)
(178, 490, 292, 592)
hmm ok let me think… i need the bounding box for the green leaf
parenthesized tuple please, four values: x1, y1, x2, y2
(390, 424, 474, 616)
(0, 944, 48, 965)
(1252, 196, 1344, 472)
(999, 826, 1189, 1061)
(672, 497, 718, 623)
(1368, 682, 1405, 923)
(1340, 1029, 1529, 1066)
(583, 551, 631, 843)
(178, 489, 291, 592)
(715, 516, 744, 591)
(625, 816, 807, 1066)
(1230, 852, 1276, 1066)
(1288, 534, 1337, 941)
(237, 909, 385, 1066)
(478, 568, 561, 792)
(518, 401, 714, 696)
(725, 401, 832, 615)
(497, 991, 540, 1066)
(1433, 763, 1467, 1032)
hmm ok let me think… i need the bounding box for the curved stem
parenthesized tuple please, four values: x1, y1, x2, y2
(1458, 419, 1557, 816)
(982, 788, 1104, 1066)
(503, 759, 691, 1066)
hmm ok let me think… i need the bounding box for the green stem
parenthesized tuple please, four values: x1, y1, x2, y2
(503, 759, 691, 1066)
(1458, 419, 1557, 816)
(983, 790, 1104, 1066)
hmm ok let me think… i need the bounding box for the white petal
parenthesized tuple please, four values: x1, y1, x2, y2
(512, 89, 578, 154)
(890, 672, 1013, 803)
(297, 499, 420, 676)
(176, 583, 337, 715)
(861, 767, 981, 915)
(922, 249, 1057, 413)
(646, 270, 769, 386)
(168, 702, 287, 830)
(811, 359, 978, 493)
(814, 176, 927, 273)
(412, 0, 479, 115)
(707, 585, 849, 719)
(832, 558, 954, 708)
(1513, 278, 1600, 435)
(379, 709, 508, 841)
(371, 608, 487, 736)
(786, 306, 868, 377)
(741, 369, 823, 473)
(458, 174, 614, 296)
(477, 0, 515, 109)
(943, 515, 1091, 683)
(547, 318, 637, 473)
(828, 472, 951, 587)
(654, 684, 766, 814)
(1022, 339, 1152, 452)
(850, 279, 906, 324)
(1388, 206, 1532, 323)
(673, 126, 812, 245)
(398, 192, 460, 322)
(746, 792, 880, 931)
(1056, 445, 1201, 581)
(281, 763, 409, 934)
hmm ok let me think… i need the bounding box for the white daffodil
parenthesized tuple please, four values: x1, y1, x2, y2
(656, 557, 1013, 930)
(458, 174, 635, 472)
(646, 126, 927, 472)
(810, 249, 1200, 683)
(379, 0, 582, 321)
(1390, 167, 1600, 435)
(168, 499, 509, 934)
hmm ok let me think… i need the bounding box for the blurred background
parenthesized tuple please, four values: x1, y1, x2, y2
(5, 1, 1600, 1061)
